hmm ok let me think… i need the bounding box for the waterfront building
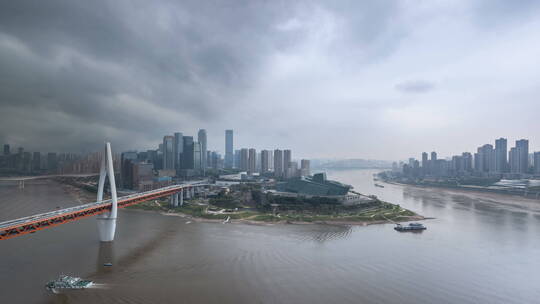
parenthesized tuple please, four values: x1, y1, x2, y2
(421, 152, 428, 174)
(516, 139, 529, 174)
(495, 138, 507, 173)
(509, 147, 518, 173)
(274, 149, 283, 177)
(47, 152, 57, 173)
(301, 159, 310, 176)
(534, 152, 540, 175)
(462, 152, 473, 172)
(162, 136, 174, 170)
(3, 144, 9, 155)
(276, 172, 350, 196)
(198, 129, 207, 172)
(248, 148, 256, 175)
(451, 155, 462, 174)
(510, 139, 529, 174)
(474, 144, 496, 173)
(240, 148, 248, 172)
(430, 151, 437, 174)
(225, 130, 234, 169)
(32, 152, 41, 172)
(173, 132, 183, 173)
(260, 150, 270, 174)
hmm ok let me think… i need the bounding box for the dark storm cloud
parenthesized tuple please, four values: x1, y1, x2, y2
(0, 0, 302, 152)
(1, 0, 540, 158)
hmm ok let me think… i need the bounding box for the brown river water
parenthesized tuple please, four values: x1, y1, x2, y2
(1, 169, 539, 303)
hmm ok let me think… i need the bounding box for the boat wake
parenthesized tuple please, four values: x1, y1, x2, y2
(87, 283, 109, 290)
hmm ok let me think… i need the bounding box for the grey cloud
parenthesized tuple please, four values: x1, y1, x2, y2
(0, 1, 539, 159)
(395, 80, 436, 94)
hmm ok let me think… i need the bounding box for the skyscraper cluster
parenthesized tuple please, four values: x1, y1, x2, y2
(0, 144, 118, 175)
(121, 129, 211, 190)
(2, 128, 311, 191)
(231, 146, 309, 179)
(400, 138, 539, 178)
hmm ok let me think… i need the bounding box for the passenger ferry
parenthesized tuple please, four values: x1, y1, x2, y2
(45, 275, 93, 294)
(394, 223, 426, 232)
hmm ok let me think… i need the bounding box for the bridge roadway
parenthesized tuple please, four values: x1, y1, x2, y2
(0, 174, 100, 181)
(0, 182, 208, 240)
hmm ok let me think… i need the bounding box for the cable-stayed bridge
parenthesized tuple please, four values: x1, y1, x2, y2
(0, 143, 208, 241)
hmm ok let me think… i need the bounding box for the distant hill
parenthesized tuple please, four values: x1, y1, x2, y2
(310, 159, 392, 169)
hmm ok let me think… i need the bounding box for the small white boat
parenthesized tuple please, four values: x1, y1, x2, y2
(223, 216, 230, 224)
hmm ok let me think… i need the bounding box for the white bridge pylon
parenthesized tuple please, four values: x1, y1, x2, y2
(96, 142, 118, 242)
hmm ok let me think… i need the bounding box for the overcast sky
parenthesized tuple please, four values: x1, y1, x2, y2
(1, 0, 539, 160)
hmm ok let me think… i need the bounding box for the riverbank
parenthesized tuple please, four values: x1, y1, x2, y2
(126, 199, 425, 226)
(382, 179, 540, 200)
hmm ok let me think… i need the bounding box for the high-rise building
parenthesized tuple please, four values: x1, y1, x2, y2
(475, 144, 496, 173)
(430, 151, 437, 175)
(509, 147, 517, 173)
(421, 152, 428, 172)
(462, 152, 473, 172)
(173, 132, 183, 173)
(301, 159, 310, 176)
(132, 162, 154, 191)
(509, 139, 529, 174)
(234, 149, 240, 169)
(3, 144, 9, 156)
(256, 151, 261, 172)
(248, 148, 256, 175)
(274, 149, 283, 177)
(284, 150, 292, 171)
(32, 152, 41, 172)
(182, 136, 194, 169)
(225, 130, 233, 169)
(240, 148, 248, 171)
(198, 129, 207, 172)
(261, 150, 270, 174)
(121, 151, 138, 189)
(516, 139, 529, 174)
(269, 150, 274, 171)
(534, 152, 540, 175)
(47, 152, 57, 173)
(193, 142, 202, 171)
(162, 136, 174, 170)
(431, 151, 437, 161)
(495, 138, 507, 173)
(286, 161, 299, 179)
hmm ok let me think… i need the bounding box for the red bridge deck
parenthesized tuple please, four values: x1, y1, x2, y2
(0, 183, 204, 240)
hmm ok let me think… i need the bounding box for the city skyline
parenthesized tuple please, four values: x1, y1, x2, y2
(1, 1, 540, 159)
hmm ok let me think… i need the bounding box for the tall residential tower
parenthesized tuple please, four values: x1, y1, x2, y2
(225, 130, 233, 169)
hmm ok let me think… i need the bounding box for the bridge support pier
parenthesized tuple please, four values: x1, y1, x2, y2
(180, 188, 184, 206)
(18, 180, 25, 189)
(170, 193, 179, 208)
(96, 143, 118, 242)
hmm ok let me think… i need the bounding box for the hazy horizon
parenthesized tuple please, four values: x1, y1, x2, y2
(1, 1, 539, 159)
